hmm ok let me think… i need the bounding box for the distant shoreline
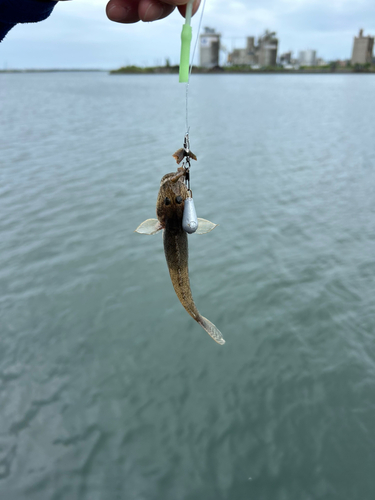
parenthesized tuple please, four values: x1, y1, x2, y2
(1, 66, 374, 75)
(110, 65, 375, 75)
(0, 69, 105, 73)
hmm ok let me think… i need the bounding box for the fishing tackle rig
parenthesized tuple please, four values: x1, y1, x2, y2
(175, 0, 207, 234)
(172, 133, 198, 234)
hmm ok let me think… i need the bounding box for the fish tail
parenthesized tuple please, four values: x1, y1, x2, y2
(198, 316, 225, 345)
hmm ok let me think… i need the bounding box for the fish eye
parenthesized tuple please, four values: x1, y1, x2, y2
(176, 196, 183, 204)
(164, 197, 171, 206)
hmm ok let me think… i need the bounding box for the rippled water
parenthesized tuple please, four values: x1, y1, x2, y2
(1, 72, 375, 499)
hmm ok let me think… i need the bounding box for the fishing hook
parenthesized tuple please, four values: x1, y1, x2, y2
(183, 133, 192, 192)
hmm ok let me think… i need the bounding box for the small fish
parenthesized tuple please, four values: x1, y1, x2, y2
(135, 168, 225, 345)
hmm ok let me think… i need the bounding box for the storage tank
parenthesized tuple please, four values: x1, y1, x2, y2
(258, 30, 278, 67)
(299, 50, 317, 66)
(200, 27, 221, 68)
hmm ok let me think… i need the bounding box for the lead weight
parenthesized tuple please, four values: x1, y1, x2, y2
(182, 197, 198, 234)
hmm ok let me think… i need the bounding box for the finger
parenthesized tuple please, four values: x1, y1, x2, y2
(106, 0, 200, 24)
(152, 0, 191, 5)
(106, 0, 140, 24)
(154, 0, 201, 16)
(138, 0, 175, 22)
(176, 0, 202, 17)
(155, 0, 199, 6)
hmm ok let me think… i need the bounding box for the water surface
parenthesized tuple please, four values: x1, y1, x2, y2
(1, 73, 375, 500)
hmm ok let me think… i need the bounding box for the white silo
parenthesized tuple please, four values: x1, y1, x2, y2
(200, 27, 220, 68)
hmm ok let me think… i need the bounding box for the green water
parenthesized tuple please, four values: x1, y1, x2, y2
(1, 73, 375, 500)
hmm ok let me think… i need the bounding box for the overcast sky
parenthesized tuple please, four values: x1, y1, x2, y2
(1, 0, 374, 69)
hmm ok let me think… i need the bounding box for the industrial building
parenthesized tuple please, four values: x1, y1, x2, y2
(298, 50, 317, 66)
(279, 52, 292, 65)
(199, 27, 220, 68)
(258, 31, 278, 67)
(227, 37, 257, 66)
(227, 31, 278, 67)
(351, 29, 374, 64)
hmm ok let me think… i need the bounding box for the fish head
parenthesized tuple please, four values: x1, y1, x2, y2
(156, 170, 189, 225)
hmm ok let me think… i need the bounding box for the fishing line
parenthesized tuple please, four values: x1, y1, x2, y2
(177, 0, 207, 232)
(185, 0, 207, 135)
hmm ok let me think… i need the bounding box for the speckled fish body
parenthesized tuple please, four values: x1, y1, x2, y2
(136, 170, 225, 345)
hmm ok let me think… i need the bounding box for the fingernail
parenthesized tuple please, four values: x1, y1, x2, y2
(107, 5, 130, 22)
(143, 3, 164, 22)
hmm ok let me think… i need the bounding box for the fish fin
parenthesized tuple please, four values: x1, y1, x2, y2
(199, 316, 225, 345)
(172, 148, 185, 164)
(135, 219, 162, 235)
(196, 218, 218, 234)
(170, 170, 186, 183)
(172, 149, 197, 164)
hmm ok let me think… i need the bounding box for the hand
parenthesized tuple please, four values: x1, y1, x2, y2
(106, 0, 201, 24)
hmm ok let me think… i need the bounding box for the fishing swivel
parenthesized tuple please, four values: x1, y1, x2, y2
(172, 134, 198, 234)
(172, 132, 197, 193)
(181, 134, 198, 233)
(182, 133, 192, 192)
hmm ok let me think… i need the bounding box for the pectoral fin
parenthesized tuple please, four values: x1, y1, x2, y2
(196, 218, 218, 234)
(135, 219, 162, 235)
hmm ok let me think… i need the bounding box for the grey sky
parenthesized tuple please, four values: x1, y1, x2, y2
(1, 0, 374, 69)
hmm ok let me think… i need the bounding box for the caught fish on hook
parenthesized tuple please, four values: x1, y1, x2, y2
(135, 154, 225, 345)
